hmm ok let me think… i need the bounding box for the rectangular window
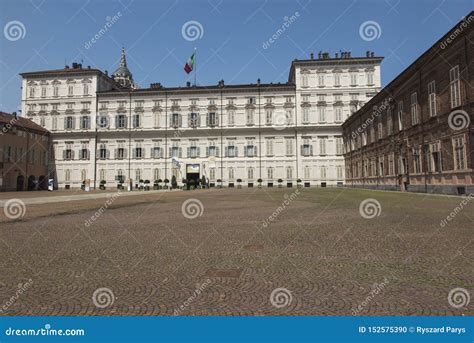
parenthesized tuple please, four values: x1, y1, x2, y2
(266, 110, 273, 125)
(367, 71, 374, 85)
(228, 110, 235, 126)
(246, 109, 254, 125)
(189, 112, 198, 128)
(286, 138, 294, 156)
(68, 85, 74, 96)
(80, 116, 90, 129)
(430, 142, 442, 172)
(449, 65, 461, 108)
(171, 113, 180, 127)
(350, 72, 357, 86)
(397, 101, 403, 131)
(428, 81, 437, 117)
(207, 112, 217, 127)
(302, 107, 309, 123)
(411, 92, 419, 125)
(413, 147, 422, 174)
(334, 73, 341, 87)
(317, 73, 325, 87)
(319, 137, 327, 155)
(116, 115, 127, 129)
(335, 137, 343, 155)
(453, 136, 466, 170)
(334, 106, 342, 122)
(318, 106, 326, 123)
(266, 139, 274, 156)
(301, 138, 312, 156)
(133, 114, 141, 128)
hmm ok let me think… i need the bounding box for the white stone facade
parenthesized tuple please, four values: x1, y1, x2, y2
(20, 52, 382, 189)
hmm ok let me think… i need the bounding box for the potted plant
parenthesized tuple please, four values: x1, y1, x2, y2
(297, 178, 302, 188)
(189, 179, 195, 190)
(237, 178, 242, 189)
(217, 179, 222, 189)
(171, 175, 178, 189)
(157, 179, 163, 189)
(99, 180, 106, 190)
(144, 179, 150, 191)
(201, 175, 207, 189)
(117, 181, 123, 190)
(277, 178, 283, 188)
(182, 178, 188, 190)
(257, 178, 263, 188)
(153, 180, 159, 190)
(163, 178, 169, 189)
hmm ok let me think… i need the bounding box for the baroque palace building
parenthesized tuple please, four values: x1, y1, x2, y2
(20, 48, 382, 189)
(343, 12, 474, 195)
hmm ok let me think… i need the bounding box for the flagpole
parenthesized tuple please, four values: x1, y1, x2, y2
(194, 47, 197, 86)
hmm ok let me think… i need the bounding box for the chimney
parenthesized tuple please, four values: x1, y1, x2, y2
(257, 78, 261, 85)
(318, 51, 322, 59)
(218, 79, 225, 88)
(310, 52, 314, 60)
(186, 81, 191, 87)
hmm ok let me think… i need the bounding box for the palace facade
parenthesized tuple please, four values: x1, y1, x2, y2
(20, 49, 382, 189)
(342, 12, 474, 195)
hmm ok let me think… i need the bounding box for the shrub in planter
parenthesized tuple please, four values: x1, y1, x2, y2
(117, 182, 123, 190)
(189, 179, 195, 190)
(157, 179, 163, 189)
(297, 178, 302, 188)
(139, 179, 144, 190)
(99, 180, 106, 190)
(144, 180, 150, 191)
(237, 178, 242, 189)
(217, 179, 222, 189)
(163, 178, 169, 189)
(257, 178, 263, 188)
(153, 180, 160, 190)
(201, 175, 207, 189)
(277, 178, 283, 188)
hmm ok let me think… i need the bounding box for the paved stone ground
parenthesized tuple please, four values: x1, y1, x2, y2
(0, 187, 472, 316)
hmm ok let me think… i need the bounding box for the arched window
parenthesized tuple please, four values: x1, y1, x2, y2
(267, 167, 274, 179)
(247, 167, 254, 180)
(304, 166, 311, 179)
(65, 169, 71, 182)
(153, 168, 160, 180)
(135, 169, 142, 181)
(286, 166, 293, 179)
(99, 169, 106, 181)
(228, 167, 234, 180)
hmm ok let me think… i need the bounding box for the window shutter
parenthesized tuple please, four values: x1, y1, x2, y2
(310, 145, 313, 156)
(254, 146, 257, 156)
(206, 147, 209, 157)
(206, 113, 209, 127)
(115, 148, 118, 158)
(106, 149, 110, 159)
(235, 147, 238, 157)
(115, 115, 118, 128)
(216, 147, 219, 157)
(197, 114, 201, 126)
(169, 147, 172, 157)
(215, 113, 219, 126)
(179, 147, 182, 158)
(71, 150, 75, 160)
(188, 113, 191, 126)
(197, 147, 200, 157)
(187, 147, 190, 157)
(160, 148, 163, 158)
(244, 147, 247, 157)
(63, 150, 66, 159)
(178, 114, 182, 127)
(225, 147, 228, 157)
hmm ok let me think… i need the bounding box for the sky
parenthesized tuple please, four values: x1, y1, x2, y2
(0, 0, 472, 113)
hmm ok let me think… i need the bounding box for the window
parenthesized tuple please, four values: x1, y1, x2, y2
(266, 110, 273, 125)
(334, 106, 342, 122)
(387, 109, 393, 135)
(41, 87, 46, 97)
(320, 166, 327, 179)
(336, 165, 343, 179)
(64, 143, 73, 160)
(65, 169, 71, 182)
(133, 114, 141, 128)
(228, 167, 235, 180)
(170, 142, 181, 158)
(411, 92, 419, 125)
(116, 145, 126, 159)
(99, 144, 108, 160)
(334, 72, 341, 87)
(350, 72, 358, 86)
(65, 116, 75, 130)
(453, 136, 466, 170)
(301, 138, 312, 156)
(209, 168, 216, 180)
(266, 138, 274, 156)
(226, 143, 237, 157)
(154, 112, 160, 128)
(304, 166, 310, 179)
(52, 117, 57, 130)
(430, 142, 442, 172)
(68, 85, 74, 96)
(228, 110, 235, 126)
(153, 168, 160, 181)
(245, 140, 256, 157)
(301, 107, 309, 123)
(286, 138, 294, 156)
(388, 154, 395, 175)
(40, 117, 46, 127)
(449, 65, 461, 108)
(285, 110, 292, 125)
(189, 112, 199, 128)
(428, 81, 437, 117)
(171, 113, 181, 127)
(286, 166, 293, 179)
(151, 146, 162, 159)
(207, 112, 217, 127)
(116, 115, 127, 129)
(397, 101, 403, 131)
(366, 71, 374, 85)
(135, 169, 142, 182)
(29, 87, 35, 98)
(301, 73, 309, 87)
(83, 84, 89, 95)
(188, 141, 199, 158)
(248, 167, 254, 180)
(319, 137, 327, 155)
(267, 167, 274, 179)
(246, 109, 254, 125)
(377, 120, 383, 139)
(318, 106, 326, 123)
(317, 73, 325, 87)
(80, 116, 90, 129)
(413, 147, 422, 174)
(207, 145, 218, 157)
(335, 137, 343, 155)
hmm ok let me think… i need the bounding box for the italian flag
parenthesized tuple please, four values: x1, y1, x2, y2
(184, 52, 195, 74)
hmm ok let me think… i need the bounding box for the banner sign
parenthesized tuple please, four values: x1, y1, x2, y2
(186, 164, 200, 173)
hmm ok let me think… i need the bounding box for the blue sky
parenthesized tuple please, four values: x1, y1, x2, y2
(0, 0, 472, 113)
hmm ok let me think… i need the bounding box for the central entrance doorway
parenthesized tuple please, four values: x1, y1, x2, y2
(186, 164, 200, 184)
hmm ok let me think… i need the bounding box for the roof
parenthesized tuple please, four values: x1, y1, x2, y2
(0, 112, 50, 135)
(343, 10, 474, 128)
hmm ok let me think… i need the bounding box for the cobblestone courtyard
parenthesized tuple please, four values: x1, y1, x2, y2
(0, 188, 472, 316)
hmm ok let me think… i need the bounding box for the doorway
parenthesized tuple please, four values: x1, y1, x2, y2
(16, 175, 25, 191)
(186, 164, 200, 185)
